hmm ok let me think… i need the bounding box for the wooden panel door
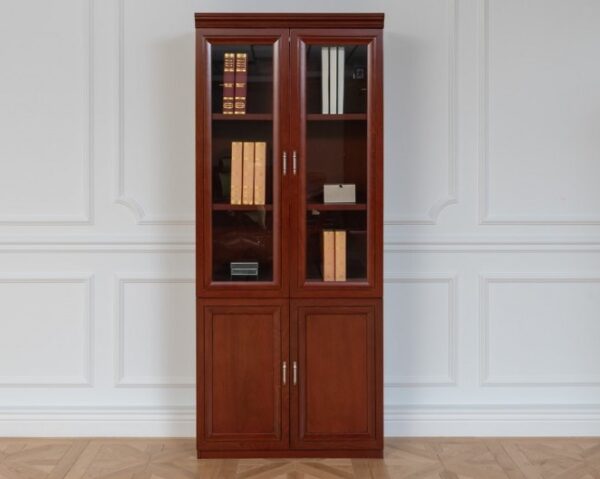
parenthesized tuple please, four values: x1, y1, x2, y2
(197, 299, 289, 452)
(196, 28, 290, 298)
(290, 299, 382, 451)
(289, 29, 383, 298)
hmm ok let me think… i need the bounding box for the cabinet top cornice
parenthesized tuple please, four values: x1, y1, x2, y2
(194, 13, 384, 30)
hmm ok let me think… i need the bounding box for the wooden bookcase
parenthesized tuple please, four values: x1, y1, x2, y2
(195, 13, 384, 458)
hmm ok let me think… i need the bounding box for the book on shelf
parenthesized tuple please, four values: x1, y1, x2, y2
(242, 141, 255, 205)
(329, 47, 337, 114)
(234, 53, 247, 115)
(222, 53, 235, 114)
(322, 229, 347, 282)
(253, 142, 266, 205)
(229, 141, 267, 206)
(230, 142, 243, 204)
(322, 230, 336, 281)
(321, 47, 329, 114)
(337, 46, 345, 114)
(321, 46, 345, 114)
(334, 230, 346, 281)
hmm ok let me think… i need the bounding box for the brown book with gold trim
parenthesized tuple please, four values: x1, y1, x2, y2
(234, 53, 247, 115)
(230, 141, 243, 204)
(322, 230, 335, 282)
(242, 141, 255, 205)
(222, 53, 235, 114)
(334, 230, 346, 281)
(253, 142, 266, 205)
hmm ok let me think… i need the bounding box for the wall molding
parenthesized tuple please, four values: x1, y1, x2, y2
(2, 235, 600, 253)
(479, 274, 600, 386)
(477, 0, 600, 225)
(115, 275, 195, 388)
(386, 0, 458, 225)
(115, 0, 194, 226)
(0, 0, 94, 225)
(2, 404, 600, 437)
(0, 275, 94, 387)
(384, 274, 458, 387)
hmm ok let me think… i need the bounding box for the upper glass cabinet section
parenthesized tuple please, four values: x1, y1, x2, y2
(206, 39, 281, 285)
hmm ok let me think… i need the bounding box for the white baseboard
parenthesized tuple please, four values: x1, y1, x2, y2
(1, 405, 600, 437)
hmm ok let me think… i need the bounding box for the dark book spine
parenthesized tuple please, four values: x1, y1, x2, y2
(234, 53, 247, 115)
(222, 53, 235, 114)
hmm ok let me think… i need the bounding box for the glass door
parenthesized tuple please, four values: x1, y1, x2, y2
(197, 30, 289, 296)
(290, 31, 383, 297)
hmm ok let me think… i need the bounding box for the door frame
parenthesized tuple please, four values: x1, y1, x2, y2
(289, 29, 384, 298)
(196, 29, 291, 298)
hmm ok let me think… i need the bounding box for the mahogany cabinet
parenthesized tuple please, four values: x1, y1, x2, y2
(195, 13, 384, 458)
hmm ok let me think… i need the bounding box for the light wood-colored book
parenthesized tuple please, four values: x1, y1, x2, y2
(242, 141, 255, 205)
(253, 142, 266, 205)
(230, 141, 243, 204)
(322, 230, 335, 282)
(334, 230, 346, 281)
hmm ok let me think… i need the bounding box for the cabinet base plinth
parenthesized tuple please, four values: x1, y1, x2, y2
(197, 449, 383, 459)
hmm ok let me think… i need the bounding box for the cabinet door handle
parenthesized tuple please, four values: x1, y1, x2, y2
(282, 361, 287, 385)
(292, 361, 298, 385)
(282, 151, 287, 176)
(292, 150, 297, 175)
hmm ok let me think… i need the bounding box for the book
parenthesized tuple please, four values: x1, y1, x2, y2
(337, 46, 345, 114)
(234, 53, 247, 115)
(329, 47, 337, 114)
(321, 47, 329, 114)
(253, 142, 266, 205)
(322, 230, 335, 281)
(242, 141, 255, 205)
(230, 142, 243, 204)
(222, 53, 235, 114)
(334, 230, 346, 281)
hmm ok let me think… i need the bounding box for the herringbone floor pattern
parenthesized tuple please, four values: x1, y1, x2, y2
(0, 438, 599, 479)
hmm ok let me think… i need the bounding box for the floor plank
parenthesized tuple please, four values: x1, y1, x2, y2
(0, 438, 598, 479)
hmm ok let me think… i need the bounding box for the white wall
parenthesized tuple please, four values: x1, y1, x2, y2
(1, 0, 600, 437)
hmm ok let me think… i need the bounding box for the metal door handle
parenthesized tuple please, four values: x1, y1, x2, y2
(292, 361, 298, 385)
(282, 151, 287, 175)
(292, 150, 297, 175)
(282, 361, 287, 385)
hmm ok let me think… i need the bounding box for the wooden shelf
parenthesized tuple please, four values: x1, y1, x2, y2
(307, 113, 366, 121)
(213, 204, 273, 211)
(212, 113, 273, 121)
(307, 203, 367, 211)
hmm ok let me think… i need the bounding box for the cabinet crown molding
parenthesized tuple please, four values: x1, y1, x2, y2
(194, 13, 385, 30)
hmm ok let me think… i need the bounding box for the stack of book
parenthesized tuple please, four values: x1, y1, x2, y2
(322, 230, 346, 281)
(222, 52, 247, 115)
(230, 141, 267, 205)
(321, 46, 345, 114)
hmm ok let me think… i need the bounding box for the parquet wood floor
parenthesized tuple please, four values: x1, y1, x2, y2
(0, 438, 599, 479)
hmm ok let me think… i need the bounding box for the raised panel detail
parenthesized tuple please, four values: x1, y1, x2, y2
(384, 275, 457, 386)
(0, 276, 93, 386)
(116, 0, 195, 224)
(291, 299, 381, 450)
(116, 277, 195, 387)
(481, 276, 600, 385)
(0, 0, 92, 224)
(385, 0, 457, 224)
(199, 300, 288, 451)
(480, 0, 600, 224)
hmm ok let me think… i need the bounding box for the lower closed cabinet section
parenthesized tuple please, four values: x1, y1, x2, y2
(197, 298, 382, 457)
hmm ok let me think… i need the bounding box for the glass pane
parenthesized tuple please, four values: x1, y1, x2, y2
(304, 44, 369, 284)
(210, 43, 275, 282)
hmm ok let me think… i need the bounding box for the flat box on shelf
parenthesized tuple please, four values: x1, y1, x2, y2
(323, 184, 356, 203)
